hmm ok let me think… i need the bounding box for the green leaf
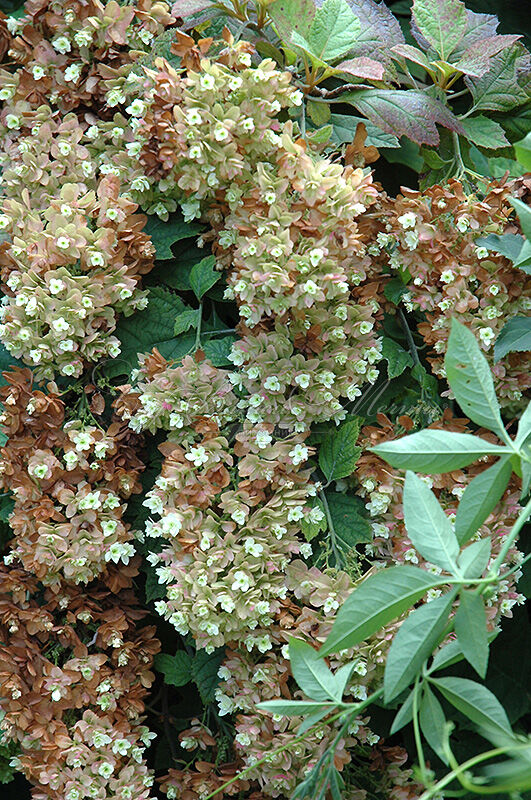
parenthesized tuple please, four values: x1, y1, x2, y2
(189, 255, 220, 300)
(298, 705, 335, 734)
(324, 491, 372, 551)
(384, 589, 457, 702)
(144, 213, 203, 260)
(391, 43, 432, 71)
(382, 337, 413, 379)
(429, 630, 500, 674)
(321, 565, 444, 656)
(343, 89, 464, 146)
(268, 0, 315, 44)
(292, 0, 361, 62)
(190, 649, 226, 704)
(390, 689, 415, 734)
(403, 471, 459, 573)
(411, 0, 467, 59)
(107, 287, 194, 378)
(173, 308, 200, 336)
(457, 538, 492, 579)
(445, 318, 507, 441)
(475, 233, 525, 263)
(301, 497, 327, 542)
(494, 317, 531, 362)
(454, 590, 489, 678)
(430, 676, 512, 736)
(458, 116, 509, 149)
(514, 132, 531, 171)
(466, 45, 530, 113)
(202, 335, 238, 367)
(454, 458, 512, 545)
(420, 685, 448, 764)
(258, 700, 336, 717)
(515, 402, 531, 449)
(372, 429, 509, 473)
(289, 637, 338, 701)
(154, 651, 193, 687)
(383, 277, 409, 305)
(319, 419, 361, 481)
(511, 197, 531, 242)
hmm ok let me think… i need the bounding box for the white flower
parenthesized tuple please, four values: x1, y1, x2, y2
(244, 537, 264, 557)
(52, 317, 71, 332)
(64, 63, 82, 83)
(185, 109, 202, 125)
(397, 212, 417, 229)
(291, 90, 304, 106)
(32, 65, 46, 80)
(255, 430, 272, 449)
(456, 216, 470, 233)
(98, 762, 114, 779)
(478, 327, 495, 347)
(5, 115, 21, 130)
(288, 444, 309, 465)
(126, 99, 146, 117)
(200, 74, 216, 90)
(231, 570, 251, 592)
(52, 36, 71, 54)
(56, 236, 70, 250)
(441, 269, 455, 284)
(49, 278, 65, 295)
(185, 446, 209, 467)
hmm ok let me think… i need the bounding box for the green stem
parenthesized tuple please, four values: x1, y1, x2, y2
(412, 678, 428, 782)
(194, 302, 203, 351)
(319, 489, 342, 567)
(201, 689, 384, 800)
(418, 744, 524, 800)
(398, 309, 421, 368)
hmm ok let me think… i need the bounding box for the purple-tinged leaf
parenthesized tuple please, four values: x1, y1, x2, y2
(458, 116, 509, 149)
(343, 0, 405, 56)
(391, 43, 431, 71)
(336, 56, 385, 80)
(171, 0, 213, 17)
(343, 89, 464, 146)
(453, 34, 521, 77)
(466, 45, 531, 112)
(412, 0, 467, 60)
(450, 10, 499, 59)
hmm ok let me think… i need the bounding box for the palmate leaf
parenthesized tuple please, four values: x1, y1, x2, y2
(465, 45, 531, 113)
(454, 590, 489, 677)
(290, 0, 361, 65)
(329, 114, 399, 148)
(458, 116, 509, 149)
(453, 34, 521, 77)
(372, 429, 509, 473)
(454, 458, 512, 545)
(411, 0, 467, 60)
(343, 0, 404, 58)
(143, 213, 203, 260)
(430, 676, 512, 737)
(106, 287, 195, 378)
(343, 89, 464, 146)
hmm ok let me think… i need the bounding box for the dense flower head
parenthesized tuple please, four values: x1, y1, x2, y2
(354, 411, 525, 624)
(0, 369, 144, 586)
(130, 46, 302, 214)
(141, 418, 317, 651)
(0, 105, 154, 377)
(115, 350, 239, 438)
(217, 134, 378, 324)
(0, 563, 159, 800)
(228, 299, 381, 431)
(0, 0, 175, 113)
(372, 179, 531, 405)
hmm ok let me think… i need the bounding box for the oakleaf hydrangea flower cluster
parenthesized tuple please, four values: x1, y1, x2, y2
(0, 369, 144, 587)
(372, 179, 531, 406)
